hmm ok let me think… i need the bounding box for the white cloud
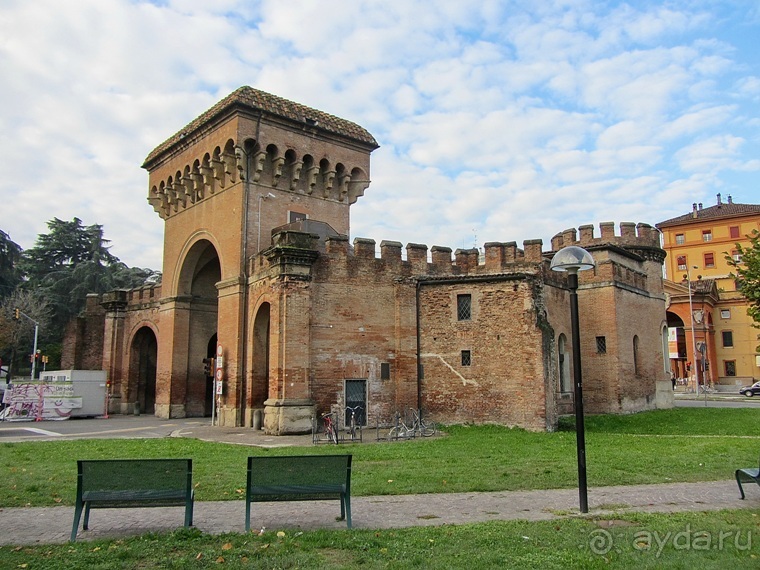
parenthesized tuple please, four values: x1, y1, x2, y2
(0, 0, 758, 271)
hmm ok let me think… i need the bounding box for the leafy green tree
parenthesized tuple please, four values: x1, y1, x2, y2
(18, 218, 157, 344)
(727, 229, 760, 351)
(0, 230, 22, 300)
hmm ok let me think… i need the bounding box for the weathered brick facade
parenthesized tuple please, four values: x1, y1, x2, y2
(63, 87, 673, 433)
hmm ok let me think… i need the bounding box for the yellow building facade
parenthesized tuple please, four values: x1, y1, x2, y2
(657, 195, 760, 388)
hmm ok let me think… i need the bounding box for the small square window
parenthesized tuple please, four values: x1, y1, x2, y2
(720, 309, 731, 319)
(730, 226, 740, 239)
(457, 294, 472, 321)
(702, 230, 712, 242)
(704, 252, 715, 268)
(675, 233, 685, 245)
(461, 350, 471, 366)
(725, 360, 736, 376)
(289, 211, 307, 223)
(722, 331, 734, 348)
(596, 336, 607, 354)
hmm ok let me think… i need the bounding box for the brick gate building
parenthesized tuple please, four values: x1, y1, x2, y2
(63, 87, 673, 433)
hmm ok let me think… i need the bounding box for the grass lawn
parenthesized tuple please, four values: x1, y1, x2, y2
(2, 510, 760, 569)
(2, 407, 760, 567)
(1, 407, 759, 508)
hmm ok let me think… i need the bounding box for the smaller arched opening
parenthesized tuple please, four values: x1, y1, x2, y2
(558, 333, 570, 393)
(130, 326, 158, 415)
(251, 303, 271, 412)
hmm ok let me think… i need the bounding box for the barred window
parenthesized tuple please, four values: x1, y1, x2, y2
(725, 360, 736, 376)
(461, 350, 471, 366)
(596, 336, 607, 354)
(457, 294, 472, 321)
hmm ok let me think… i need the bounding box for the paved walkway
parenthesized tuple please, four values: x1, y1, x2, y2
(0, 480, 753, 545)
(0, 418, 758, 545)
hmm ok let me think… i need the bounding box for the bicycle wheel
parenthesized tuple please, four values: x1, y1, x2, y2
(328, 424, 338, 444)
(420, 420, 436, 437)
(388, 426, 406, 440)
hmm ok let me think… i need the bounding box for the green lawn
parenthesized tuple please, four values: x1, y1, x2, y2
(2, 407, 759, 508)
(2, 510, 760, 569)
(3, 407, 760, 567)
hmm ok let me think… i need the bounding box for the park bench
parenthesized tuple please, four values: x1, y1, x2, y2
(70, 458, 194, 542)
(246, 454, 352, 530)
(735, 455, 760, 499)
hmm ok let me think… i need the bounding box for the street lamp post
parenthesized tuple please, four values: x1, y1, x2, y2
(551, 245, 595, 513)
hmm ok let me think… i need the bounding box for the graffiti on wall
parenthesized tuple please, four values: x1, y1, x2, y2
(1, 382, 82, 421)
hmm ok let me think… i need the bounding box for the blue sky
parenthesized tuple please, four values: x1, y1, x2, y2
(1, 0, 758, 269)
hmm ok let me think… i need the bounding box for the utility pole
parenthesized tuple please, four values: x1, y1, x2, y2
(13, 309, 40, 381)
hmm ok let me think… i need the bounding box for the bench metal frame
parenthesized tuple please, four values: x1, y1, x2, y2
(736, 455, 760, 499)
(246, 454, 352, 530)
(70, 458, 194, 541)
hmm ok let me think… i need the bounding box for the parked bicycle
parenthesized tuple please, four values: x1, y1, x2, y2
(388, 408, 436, 440)
(312, 411, 339, 444)
(698, 384, 715, 395)
(345, 405, 363, 442)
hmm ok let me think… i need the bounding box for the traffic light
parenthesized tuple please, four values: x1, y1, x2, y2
(202, 358, 214, 377)
(14, 308, 20, 320)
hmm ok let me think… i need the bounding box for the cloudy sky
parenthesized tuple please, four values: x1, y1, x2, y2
(1, 0, 758, 270)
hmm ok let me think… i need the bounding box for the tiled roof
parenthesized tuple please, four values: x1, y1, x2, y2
(144, 86, 378, 166)
(657, 201, 760, 227)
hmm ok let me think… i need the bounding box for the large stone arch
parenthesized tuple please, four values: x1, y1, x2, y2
(168, 238, 221, 417)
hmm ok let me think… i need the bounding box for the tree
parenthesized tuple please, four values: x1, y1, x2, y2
(17, 218, 157, 343)
(0, 230, 22, 300)
(727, 229, 760, 351)
(0, 289, 51, 380)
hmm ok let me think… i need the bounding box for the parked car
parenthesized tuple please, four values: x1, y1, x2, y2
(739, 382, 760, 397)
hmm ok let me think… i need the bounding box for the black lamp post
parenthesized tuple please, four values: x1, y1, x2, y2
(551, 245, 595, 513)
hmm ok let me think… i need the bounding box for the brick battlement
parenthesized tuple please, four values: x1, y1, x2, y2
(550, 222, 660, 251)
(322, 235, 546, 278)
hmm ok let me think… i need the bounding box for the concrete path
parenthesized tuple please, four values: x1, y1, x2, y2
(0, 479, 755, 545)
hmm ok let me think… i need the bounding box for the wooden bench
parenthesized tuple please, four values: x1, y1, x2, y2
(70, 458, 194, 542)
(736, 455, 760, 499)
(246, 454, 352, 530)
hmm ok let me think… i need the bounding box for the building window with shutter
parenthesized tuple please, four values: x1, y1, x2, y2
(704, 252, 715, 268)
(677, 255, 687, 271)
(730, 226, 740, 239)
(702, 230, 712, 242)
(675, 233, 685, 245)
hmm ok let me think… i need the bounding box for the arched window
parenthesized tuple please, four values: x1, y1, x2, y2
(633, 335, 641, 377)
(558, 334, 570, 393)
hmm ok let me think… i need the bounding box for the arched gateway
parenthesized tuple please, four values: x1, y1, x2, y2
(64, 87, 672, 434)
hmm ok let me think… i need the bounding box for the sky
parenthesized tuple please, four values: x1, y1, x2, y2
(1, 0, 758, 270)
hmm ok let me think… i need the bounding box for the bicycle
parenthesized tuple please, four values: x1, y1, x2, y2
(388, 408, 436, 440)
(698, 384, 715, 395)
(345, 405, 363, 442)
(312, 412, 339, 444)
